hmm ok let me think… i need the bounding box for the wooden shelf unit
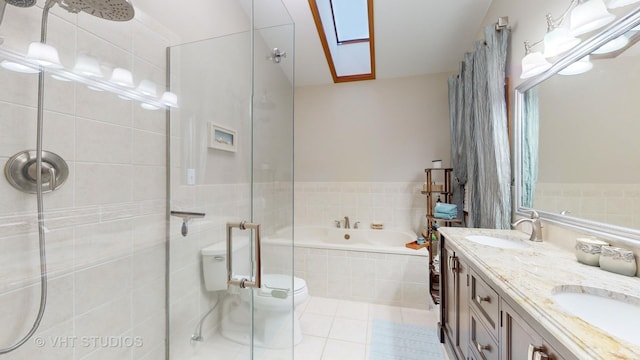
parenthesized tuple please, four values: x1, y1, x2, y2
(423, 167, 462, 305)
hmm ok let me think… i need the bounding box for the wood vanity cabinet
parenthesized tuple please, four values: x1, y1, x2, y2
(500, 299, 568, 360)
(441, 241, 470, 360)
(441, 237, 575, 360)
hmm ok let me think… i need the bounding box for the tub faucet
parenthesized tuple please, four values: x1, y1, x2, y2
(511, 209, 543, 242)
(344, 216, 350, 229)
(354, 221, 360, 229)
(334, 220, 341, 228)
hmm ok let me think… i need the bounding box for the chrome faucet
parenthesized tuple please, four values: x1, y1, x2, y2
(511, 209, 543, 242)
(334, 220, 341, 228)
(353, 221, 360, 229)
(343, 216, 350, 229)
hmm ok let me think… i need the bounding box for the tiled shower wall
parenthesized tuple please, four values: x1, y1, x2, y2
(0, 4, 173, 359)
(534, 183, 640, 229)
(294, 182, 428, 233)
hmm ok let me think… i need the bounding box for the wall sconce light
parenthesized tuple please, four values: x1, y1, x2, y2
(521, 0, 619, 79)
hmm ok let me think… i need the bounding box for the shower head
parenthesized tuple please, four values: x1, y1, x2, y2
(6, 0, 36, 6)
(0, 0, 36, 28)
(58, 0, 134, 21)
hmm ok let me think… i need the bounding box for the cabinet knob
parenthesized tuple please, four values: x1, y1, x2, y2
(475, 295, 491, 303)
(476, 341, 491, 353)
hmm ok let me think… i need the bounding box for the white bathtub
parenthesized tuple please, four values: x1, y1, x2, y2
(265, 226, 427, 257)
(262, 226, 431, 309)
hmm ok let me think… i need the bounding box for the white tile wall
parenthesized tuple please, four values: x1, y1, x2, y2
(289, 182, 431, 309)
(294, 181, 428, 233)
(534, 183, 640, 229)
(0, 3, 172, 359)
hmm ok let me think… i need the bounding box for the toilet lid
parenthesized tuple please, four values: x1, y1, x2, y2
(259, 274, 306, 297)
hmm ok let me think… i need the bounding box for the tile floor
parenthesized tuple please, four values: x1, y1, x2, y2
(188, 296, 444, 360)
(295, 296, 442, 360)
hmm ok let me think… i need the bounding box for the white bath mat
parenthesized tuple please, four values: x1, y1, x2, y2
(369, 319, 445, 360)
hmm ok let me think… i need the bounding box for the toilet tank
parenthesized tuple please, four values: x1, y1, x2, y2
(201, 236, 251, 291)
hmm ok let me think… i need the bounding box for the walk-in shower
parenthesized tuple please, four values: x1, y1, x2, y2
(0, 0, 134, 355)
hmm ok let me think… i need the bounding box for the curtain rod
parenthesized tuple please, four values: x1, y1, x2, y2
(496, 16, 509, 30)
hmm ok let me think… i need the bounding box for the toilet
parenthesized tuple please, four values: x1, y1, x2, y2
(201, 237, 308, 348)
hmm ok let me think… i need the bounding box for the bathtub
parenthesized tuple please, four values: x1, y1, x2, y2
(262, 226, 432, 309)
(265, 226, 426, 256)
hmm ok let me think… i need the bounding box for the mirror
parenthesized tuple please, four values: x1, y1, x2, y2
(515, 7, 640, 243)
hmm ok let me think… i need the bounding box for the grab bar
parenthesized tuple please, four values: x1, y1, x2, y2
(226, 221, 262, 289)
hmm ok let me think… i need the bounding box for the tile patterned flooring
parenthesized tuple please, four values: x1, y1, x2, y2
(189, 296, 444, 359)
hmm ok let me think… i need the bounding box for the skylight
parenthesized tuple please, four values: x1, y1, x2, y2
(309, 0, 375, 83)
(331, 0, 369, 44)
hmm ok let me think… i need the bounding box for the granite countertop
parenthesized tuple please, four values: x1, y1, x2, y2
(438, 227, 640, 360)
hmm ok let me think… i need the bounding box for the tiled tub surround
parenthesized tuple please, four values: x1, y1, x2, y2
(534, 182, 640, 229)
(0, 3, 174, 359)
(294, 182, 428, 232)
(438, 227, 640, 359)
(263, 228, 430, 309)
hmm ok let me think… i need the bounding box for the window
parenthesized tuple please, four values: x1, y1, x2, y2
(309, 0, 375, 83)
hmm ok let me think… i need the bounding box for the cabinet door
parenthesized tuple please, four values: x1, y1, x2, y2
(501, 300, 564, 360)
(458, 254, 470, 360)
(441, 243, 470, 360)
(442, 245, 457, 346)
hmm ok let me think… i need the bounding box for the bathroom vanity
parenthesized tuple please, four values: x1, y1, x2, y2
(438, 227, 640, 360)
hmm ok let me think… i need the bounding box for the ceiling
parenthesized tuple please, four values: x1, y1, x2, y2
(133, 0, 494, 87)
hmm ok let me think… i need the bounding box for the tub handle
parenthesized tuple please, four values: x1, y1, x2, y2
(226, 221, 262, 289)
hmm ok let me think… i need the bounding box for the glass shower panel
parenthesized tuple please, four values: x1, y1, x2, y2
(168, 30, 253, 359)
(167, 0, 294, 356)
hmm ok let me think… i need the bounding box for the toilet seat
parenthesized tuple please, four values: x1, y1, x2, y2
(258, 274, 306, 298)
(238, 274, 308, 311)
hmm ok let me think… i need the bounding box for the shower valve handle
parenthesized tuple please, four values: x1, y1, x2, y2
(48, 166, 56, 191)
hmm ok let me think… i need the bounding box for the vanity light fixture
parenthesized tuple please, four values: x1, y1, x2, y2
(591, 33, 630, 53)
(558, 55, 593, 75)
(521, 0, 616, 78)
(0, 45, 178, 110)
(161, 91, 179, 108)
(25, 42, 63, 68)
(606, 0, 640, 9)
(569, 0, 615, 36)
(0, 59, 39, 73)
(520, 42, 553, 79)
(72, 54, 103, 77)
(109, 67, 134, 88)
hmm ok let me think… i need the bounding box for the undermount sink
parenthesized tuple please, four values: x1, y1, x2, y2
(464, 235, 529, 250)
(552, 286, 640, 346)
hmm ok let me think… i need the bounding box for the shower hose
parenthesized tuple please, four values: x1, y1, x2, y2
(0, 3, 54, 354)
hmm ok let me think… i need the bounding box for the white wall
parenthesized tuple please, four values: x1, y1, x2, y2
(295, 74, 451, 183)
(0, 2, 172, 359)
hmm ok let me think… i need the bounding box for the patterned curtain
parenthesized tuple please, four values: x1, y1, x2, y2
(448, 24, 511, 229)
(522, 88, 539, 208)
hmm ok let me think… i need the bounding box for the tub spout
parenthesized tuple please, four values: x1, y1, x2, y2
(344, 216, 350, 229)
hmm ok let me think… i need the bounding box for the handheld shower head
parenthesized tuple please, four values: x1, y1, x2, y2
(58, 0, 134, 21)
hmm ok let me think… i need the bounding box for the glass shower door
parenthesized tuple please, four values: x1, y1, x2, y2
(167, 1, 294, 359)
